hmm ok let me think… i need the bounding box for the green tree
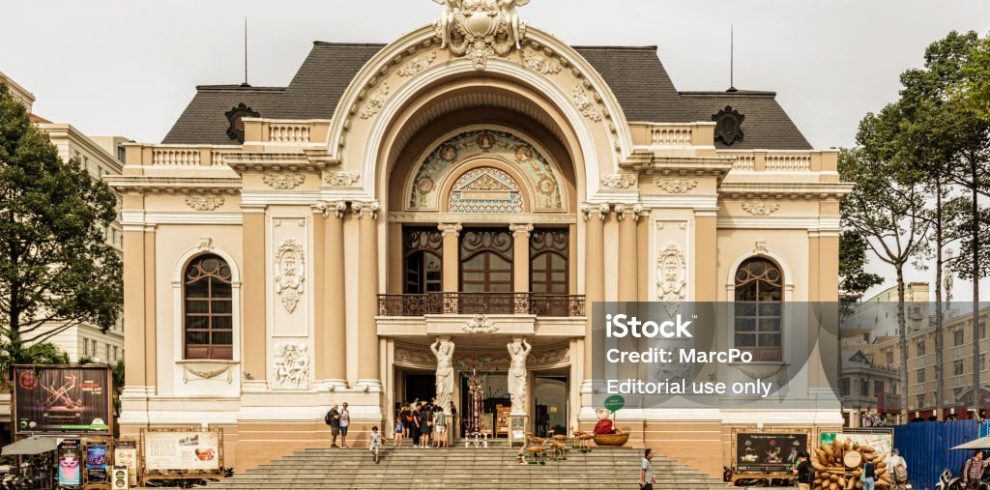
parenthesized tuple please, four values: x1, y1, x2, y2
(840, 145, 930, 421)
(0, 82, 122, 371)
(898, 31, 990, 417)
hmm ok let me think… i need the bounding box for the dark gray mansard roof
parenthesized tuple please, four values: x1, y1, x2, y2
(162, 42, 811, 150)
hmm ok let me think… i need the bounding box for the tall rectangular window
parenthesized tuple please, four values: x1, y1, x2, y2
(402, 227, 443, 294)
(529, 229, 568, 294)
(459, 229, 513, 293)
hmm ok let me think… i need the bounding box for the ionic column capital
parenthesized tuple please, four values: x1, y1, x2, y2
(615, 203, 645, 222)
(509, 223, 534, 238)
(352, 200, 381, 219)
(438, 223, 463, 237)
(313, 200, 348, 219)
(580, 202, 611, 222)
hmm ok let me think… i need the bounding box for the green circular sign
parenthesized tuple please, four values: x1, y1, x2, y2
(604, 395, 625, 413)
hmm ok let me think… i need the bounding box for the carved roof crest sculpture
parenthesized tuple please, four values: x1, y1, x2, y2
(433, 0, 530, 70)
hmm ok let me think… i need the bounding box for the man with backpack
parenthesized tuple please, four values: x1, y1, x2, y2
(325, 403, 342, 448)
(884, 449, 908, 489)
(793, 451, 813, 490)
(964, 450, 989, 490)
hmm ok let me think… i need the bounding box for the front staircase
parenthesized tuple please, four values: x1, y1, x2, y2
(205, 441, 726, 489)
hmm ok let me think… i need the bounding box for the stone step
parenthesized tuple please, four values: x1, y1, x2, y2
(203, 443, 725, 489)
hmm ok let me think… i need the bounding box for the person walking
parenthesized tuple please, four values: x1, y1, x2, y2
(339, 402, 351, 448)
(369, 426, 382, 464)
(640, 448, 656, 490)
(861, 459, 877, 490)
(793, 451, 813, 490)
(884, 449, 908, 489)
(964, 450, 988, 490)
(325, 403, 342, 448)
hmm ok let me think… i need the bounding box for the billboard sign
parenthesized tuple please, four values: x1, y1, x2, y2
(735, 432, 808, 472)
(13, 365, 113, 435)
(142, 429, 223, 473)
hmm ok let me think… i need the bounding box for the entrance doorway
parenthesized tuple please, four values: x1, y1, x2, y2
(403, 373, 436, 404)
(533, 375, 568, 438)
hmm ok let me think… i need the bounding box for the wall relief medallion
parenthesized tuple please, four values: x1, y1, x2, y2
(434, 0, 530, 70)
(360, 82, 390, 120)
(655, 178, 698, 194)
(600, 173, 638, 190)
(273, 342, 310, 388)
(184, 195, 225, 211)
(409, 130, 562, 211)
(397, 51, 437, 77)
(656, 243, 687, 301)
(263, 172, 306, 190)
(274, 238, 305, 313)
(324, 171, 360, 187)
(522, 48, 561, 75)
(463, 314, 498, 334)
(741, 201, 781, 216)
(573, 85, 603, 122)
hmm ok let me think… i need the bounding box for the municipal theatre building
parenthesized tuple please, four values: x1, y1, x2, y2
(113, 2, 847, 475)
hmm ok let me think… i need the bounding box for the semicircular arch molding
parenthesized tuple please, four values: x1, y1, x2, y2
(325, 24, 633, 202)
(405, 127, 567, 213)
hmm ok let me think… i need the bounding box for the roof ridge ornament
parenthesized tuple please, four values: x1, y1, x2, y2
(433, 0, 530, 70)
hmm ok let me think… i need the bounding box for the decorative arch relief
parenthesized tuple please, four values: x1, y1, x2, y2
(408, 130, 563, 212)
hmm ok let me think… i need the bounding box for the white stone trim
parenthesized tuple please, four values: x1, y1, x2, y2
(144, 213, 242, 225)
(641, 195, 718, 210)
(717, 217, 840, 230)
(240, 191, 322, 206)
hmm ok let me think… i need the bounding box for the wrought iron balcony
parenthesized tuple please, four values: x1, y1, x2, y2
(377, 293, 585, 317)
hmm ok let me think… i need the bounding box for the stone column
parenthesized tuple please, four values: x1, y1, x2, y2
(438, 223, 462, 293)
(316, 201, 348, 389)
(241, 205, 267, 389)
(582, 203, 609, 380)
(615, 204, 641, 303)
(354, 201, 382, 391)
(510, 224, 534, 313)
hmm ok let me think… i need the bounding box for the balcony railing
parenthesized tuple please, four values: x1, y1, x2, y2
(378, 293, 586, 317)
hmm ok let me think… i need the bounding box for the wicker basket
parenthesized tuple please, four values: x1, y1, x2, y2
(593, 431, 630, 447)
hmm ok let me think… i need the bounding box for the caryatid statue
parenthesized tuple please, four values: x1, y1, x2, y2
(506, 337, 531, 415)
(431, 337, 456, 414)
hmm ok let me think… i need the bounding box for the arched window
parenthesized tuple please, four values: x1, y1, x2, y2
(184, 254, 233, 360)
(734, 257, 783, 362)
(460, 229, 513, 294)
(530, 229, 568, 294)
(403, 227, 443, 294)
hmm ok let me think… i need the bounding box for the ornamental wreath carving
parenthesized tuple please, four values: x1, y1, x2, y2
(324, 171, 360, 187)
(655, 178, 698, 194)
(573, 85, 603, 122)
(656, 243, 687, 301)
(274, 238, 305, 313)
(397, 51, 437, 77)
(741, 201, 781, 216)
(463, 314, 498, 334)
(263, 172, 306, 190)
(360, 82, 390, 120)
(274, 342, 310, 388)
(600, 173, 638, 190)
(185, 195, 225, 211)
(522, 48, 561, 75)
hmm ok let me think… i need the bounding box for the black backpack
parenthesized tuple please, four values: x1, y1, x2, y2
(324, 409, 334, 426)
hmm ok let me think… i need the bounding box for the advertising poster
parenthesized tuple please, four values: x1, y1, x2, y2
(820, 431, 893, 456)
(736, 432, 808, 472)
(58, 439, 82, 487)
(143, 430, 221, 472)
(114, 440, 138, 486)
(13, 365, 112, 435)
(85, 442, 109, 483)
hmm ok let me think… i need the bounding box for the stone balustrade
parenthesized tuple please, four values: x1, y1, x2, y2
(122, 144, 242, 167)
(242, 118, 331, 144)
(720, 150, 831, 172)
(630, 122, 714, 147)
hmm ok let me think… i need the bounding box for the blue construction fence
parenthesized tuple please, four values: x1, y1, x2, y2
(895, 420, 978, 490)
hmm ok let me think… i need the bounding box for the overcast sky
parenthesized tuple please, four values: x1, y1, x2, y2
(3, 0, 990, 302)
